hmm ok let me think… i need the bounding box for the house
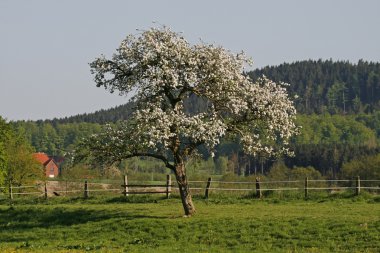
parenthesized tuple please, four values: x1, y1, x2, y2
(33, 152, 60, 178)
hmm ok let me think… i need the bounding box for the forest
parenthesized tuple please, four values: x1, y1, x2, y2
(6, 60, 380, 180)
(248, 59, 380, 114)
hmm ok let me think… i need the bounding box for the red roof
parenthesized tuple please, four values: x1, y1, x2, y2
(33, 152, 51, 165)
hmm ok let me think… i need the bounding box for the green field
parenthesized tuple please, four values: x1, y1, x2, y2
(0, 195, 379, 252)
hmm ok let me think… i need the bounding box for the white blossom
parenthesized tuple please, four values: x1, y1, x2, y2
(85, 26, 299, 166)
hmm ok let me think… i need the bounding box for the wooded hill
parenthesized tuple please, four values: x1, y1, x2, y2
(12, 60, 380, 178)
(248, 59, 380, 114)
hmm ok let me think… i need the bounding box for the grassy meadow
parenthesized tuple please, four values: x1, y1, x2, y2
(0, 194, 379, 252)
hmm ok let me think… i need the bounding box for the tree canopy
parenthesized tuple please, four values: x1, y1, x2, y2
(0, 117, 10, 185)
(79, 27, 298, 215)
(0, 116, 43, 187)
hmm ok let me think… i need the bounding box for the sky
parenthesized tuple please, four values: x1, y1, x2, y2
(1, 0, 380, 121)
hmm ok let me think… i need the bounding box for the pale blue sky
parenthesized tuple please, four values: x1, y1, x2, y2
(1, 0, 379, 121)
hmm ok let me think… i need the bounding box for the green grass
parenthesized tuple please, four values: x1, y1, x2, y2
(0, 195, 379, 252)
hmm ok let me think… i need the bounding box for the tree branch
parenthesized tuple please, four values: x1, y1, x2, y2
(123, 152, 175, 171)
(181, 140, 204, 157)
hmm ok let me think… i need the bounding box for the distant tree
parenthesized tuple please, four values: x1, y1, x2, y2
(0, 116, 11, 186)
(327, 82, 348, 114)
(215, 156, 228, 175)
(0, 117, 43, 187)
(267, 161, 290, 180)
(352, 95, 363, 113)
(5, 134, 43, 186)
(76, 27, 299, 215)
(341, 154, 380, 180)
(228, 152, 239, 175)
(289, 166, 323, 180)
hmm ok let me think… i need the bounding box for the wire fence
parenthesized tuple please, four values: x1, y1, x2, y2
(1, 176, 379, 200)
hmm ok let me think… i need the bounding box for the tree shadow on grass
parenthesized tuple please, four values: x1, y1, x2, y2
(105, 195, 177, 204)
(0, 206, 166, 232)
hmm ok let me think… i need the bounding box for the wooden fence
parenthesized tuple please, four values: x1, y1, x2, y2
(1, 176, 379, 200)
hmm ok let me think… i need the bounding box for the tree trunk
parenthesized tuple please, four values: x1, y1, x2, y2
(174, 163, 196, 216)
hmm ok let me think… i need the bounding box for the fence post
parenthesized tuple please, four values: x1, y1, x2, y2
(304, 177, 308, 198)
(44, 182, 48, 199)
(9, 181, 13, 200)
(166, 174, 171, 199)
(123, 175, 129, 197)
(255, 177, 262, 199)
(205, 177, 212, 199)
(84, 180, 89, 198)
(356, 176, 360, 195)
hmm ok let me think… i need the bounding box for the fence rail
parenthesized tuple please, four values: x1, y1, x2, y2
(1, 175, 379, 200)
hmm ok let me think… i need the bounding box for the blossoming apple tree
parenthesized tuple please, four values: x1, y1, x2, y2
(83, 27, 298, 216)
